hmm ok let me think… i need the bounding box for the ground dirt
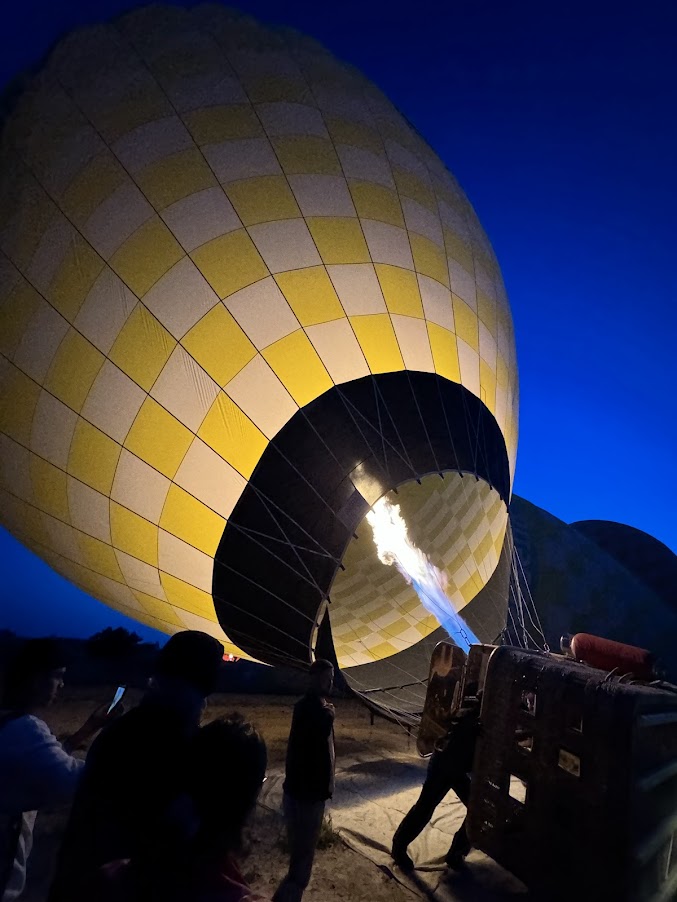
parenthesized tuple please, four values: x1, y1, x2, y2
(24, 687, 416, 902)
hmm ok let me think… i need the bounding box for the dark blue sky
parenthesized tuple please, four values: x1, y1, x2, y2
(1, 0, 675, 641)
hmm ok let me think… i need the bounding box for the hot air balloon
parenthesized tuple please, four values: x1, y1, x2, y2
(0, 5, 518, 717)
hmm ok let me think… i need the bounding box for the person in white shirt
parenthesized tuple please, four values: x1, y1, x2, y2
(0, 638, 111, 901)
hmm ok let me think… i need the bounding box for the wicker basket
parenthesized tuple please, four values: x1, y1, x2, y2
(467, 646, 677, 901)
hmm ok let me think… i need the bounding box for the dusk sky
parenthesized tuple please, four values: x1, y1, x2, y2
(1, 0, 675, 642)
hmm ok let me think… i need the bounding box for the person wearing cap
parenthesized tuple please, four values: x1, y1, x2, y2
(0, 638, 113, 902)
(48, 630, 224, 902)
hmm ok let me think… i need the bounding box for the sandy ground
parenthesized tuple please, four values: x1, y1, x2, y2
(24, 687, 416, 902)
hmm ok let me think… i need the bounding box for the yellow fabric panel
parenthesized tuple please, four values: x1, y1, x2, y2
(160, 484, 226, 556)
(225, 176, 300, 226)
(307, 217, 370, 265)
(0, 278, 41, 359)
(325, 118, 383, 154)
(452, 295, 480, 352)
(393, 168, 436, 213)
(125, 398, 193, 479)
(109, 217, 183, 297)
(191, 230, 268, 299)
(427, 322, 461, 383)
(60, 152, 127, 224)
(349, 314, 404, 374)
(272, 136, 341, 175)
(262, 329, 333, 406)
(369, 641, 397, 660)
(110, 501, 158, 567)
(30, 456, 70, 522)
(0, 491, 42, 544)
(246, 76, 309, 105)
(134, 592, 184, 626)
(182, 303, 256, 385)
(374, 264, 424, 318)
(477, 289, 497, 336)
(480, 359, 497, 415)
(44, 330, 105, 412)
(0, 366, 41, 445)
(496, 353, 509, 389)
(96, 85, 172, 144)
(274, 266, 344, 326)
(184, 104, 263, 144)
(109, 304, 176, 392)
(77, 532, 125, 582)
(349, 181, 404, 228)
(410, 234, 449, 288)
(4, 181, 54, 271)
(135, 149, 217, 211)
(68, 419, 121, 495)
(48, 238, 105, 323)
(161, 572, 217, 620)
(198, 393, 267, 480)
(443, 228, 474, 274)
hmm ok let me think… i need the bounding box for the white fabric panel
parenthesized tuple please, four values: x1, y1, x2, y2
(31, 391, 77, 469)
(336, 145, 394, 190)
(479, 320, 497, 368)
(457, 338, 481, 398)
(41, 126, 103, 197)
(326, 263, 386, 315)
(74, 269, 138, 354)
(203, 138, 281, 182)
(67, 477, 111, 543)
(475, 265, 496, 300)
(225, 356, 297, 440)
(391, 315, 435, 373)
(384, 139, 430, 181)
(158, 529, 213, 591)
(112, 116, 192, 172)
(305, 319, 369, 384)
(142, 257, 220, 339)
(312, 85, 371, 121)
(248, 220, 321, 273)
(288, 175, 356, 217)
(438, 198, 468, 238)
(257, 102, 328, 137)
(150, 345, 219, 433)
(448, 260, 477, 310)
(13, 300, 69, 383)
(401, 197, 444, 246)
(174, 437, 246, 520)
(224, 277, 299, 350)
(175, 609, 229, 641)
(111, 449, 171, 522)
(25, 218, 73, 295)
(167, 73, 247, 112)
(97, 576, 144, 609)
(82, 182, 154, 260)
(115, 550, 166, 599)
(361, 220, 414, 269)
(161, 187, 240, 252)
(81, 361, 146, 443)
(418, 275, 455, 331)
(0, 436, 34, 503)
(43, 515, 81, 563)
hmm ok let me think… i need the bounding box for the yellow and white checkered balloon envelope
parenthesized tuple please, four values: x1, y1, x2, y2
(0, 5, 518, 714)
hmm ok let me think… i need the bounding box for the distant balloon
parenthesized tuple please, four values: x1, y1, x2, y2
(0, 5, 518, 713)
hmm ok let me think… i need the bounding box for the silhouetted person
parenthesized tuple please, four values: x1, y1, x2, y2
(273, 659, 335, 902)
(49, 630, 224, 902)
(392, 694, 482, 871)
(0, 639, 112, 901)
(94, 715, 269, 902)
